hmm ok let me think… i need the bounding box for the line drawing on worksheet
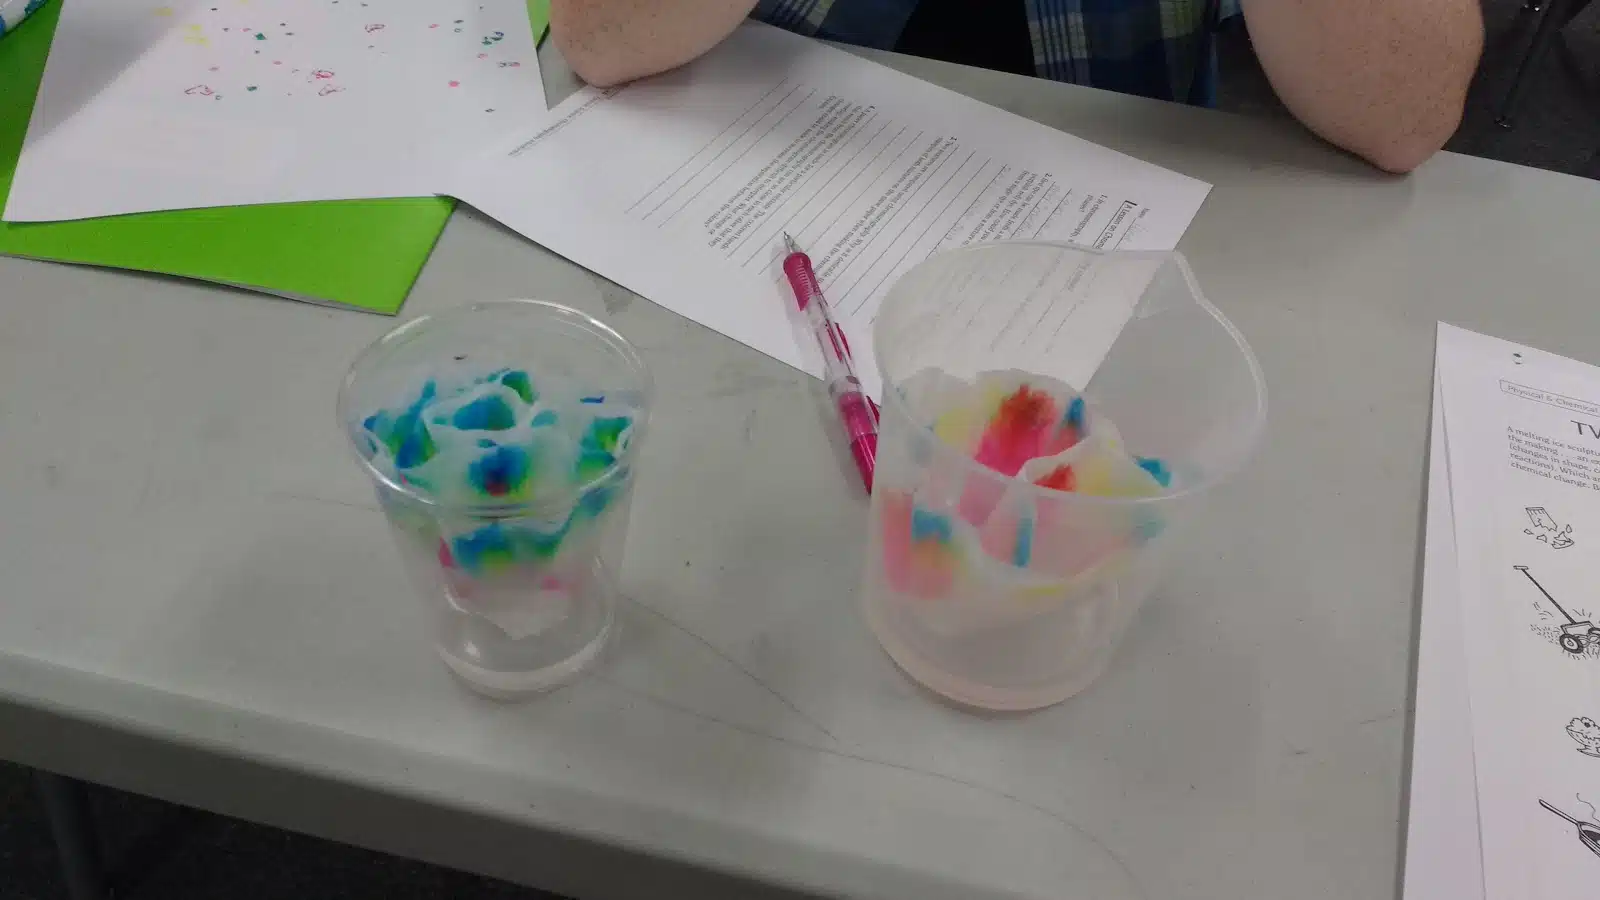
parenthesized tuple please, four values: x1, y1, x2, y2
(1524, 506, 1577, 549)
(1516, 565, 1600, 659)
(1541, 799, 1600, 861)
(1566, 717, 1600, 757)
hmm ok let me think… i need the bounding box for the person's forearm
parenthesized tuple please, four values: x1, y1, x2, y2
(551, 0, 757, 87)
(1240, 0, 1483, 173)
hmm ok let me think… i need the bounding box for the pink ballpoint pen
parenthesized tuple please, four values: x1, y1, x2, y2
(781, 232, 880, 492)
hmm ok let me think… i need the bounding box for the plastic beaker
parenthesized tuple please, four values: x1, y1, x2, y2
(864, 244, 1265, 711)
(339, 300, 652, 699)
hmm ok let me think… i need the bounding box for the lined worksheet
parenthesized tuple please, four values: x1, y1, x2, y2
(6, 0, 545, 221)
(1430, 324, 1600, 899)
(454, 22, 1211, 395)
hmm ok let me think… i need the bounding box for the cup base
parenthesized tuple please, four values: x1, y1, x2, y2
(433, 561, 617, 700)
(864, 587, 1118, 712)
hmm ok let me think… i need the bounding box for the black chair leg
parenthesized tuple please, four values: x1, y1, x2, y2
(33, 771, 112, 900)
(1498, 0, 1581, 128)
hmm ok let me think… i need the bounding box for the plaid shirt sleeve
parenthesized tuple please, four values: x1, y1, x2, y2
(750, 0, 1242, 105)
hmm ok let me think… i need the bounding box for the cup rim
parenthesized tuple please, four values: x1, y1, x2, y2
(873, 243, 1267, 508)
(337, 298, 654, 517)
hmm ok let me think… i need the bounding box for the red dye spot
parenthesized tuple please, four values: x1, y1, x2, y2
(437, 540, 456, 569)
(993, 386, 1056, 436)
(1036, 464, 1077, 492)
(973, 385, 1060, 476)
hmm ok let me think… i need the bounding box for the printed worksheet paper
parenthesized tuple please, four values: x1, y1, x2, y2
(1436, 323, 1600, 899)
(453, 22, 1212, 397)
(6, 0, 545, 221)
(1401, 367, 1486, 900)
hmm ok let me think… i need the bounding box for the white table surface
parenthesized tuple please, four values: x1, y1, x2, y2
(3, 43, 1599, 900)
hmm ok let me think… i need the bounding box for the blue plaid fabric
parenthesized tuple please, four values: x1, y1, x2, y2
(751, 0, 1241, 105)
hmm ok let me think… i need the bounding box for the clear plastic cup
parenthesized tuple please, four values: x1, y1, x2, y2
(339, 300, 652, 700)
(864, 244, 1266, 711)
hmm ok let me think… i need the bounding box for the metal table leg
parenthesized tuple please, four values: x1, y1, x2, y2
(33, 771, 112, 900)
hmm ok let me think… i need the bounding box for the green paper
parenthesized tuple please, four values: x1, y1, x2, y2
(0, 2, 520, 315)
(527, 0, 551, 44)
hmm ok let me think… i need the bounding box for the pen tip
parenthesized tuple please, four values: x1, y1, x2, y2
(783, 232, 799, 254)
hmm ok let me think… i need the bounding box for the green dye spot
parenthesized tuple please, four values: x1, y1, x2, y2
(499, 370, 536, 405)
(254, 32, 265, 39)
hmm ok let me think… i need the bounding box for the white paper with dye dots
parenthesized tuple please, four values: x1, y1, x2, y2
(5, 0, 546, 221)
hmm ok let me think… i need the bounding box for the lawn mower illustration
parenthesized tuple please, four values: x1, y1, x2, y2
(1517, 566, 1600, 656)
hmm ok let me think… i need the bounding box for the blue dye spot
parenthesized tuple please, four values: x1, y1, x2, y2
(530, 409, 558, 427)
(452, 394, 516, 431)
(1064, 396, 1086, 430)
(468, 445, 531, 497)
(450, 524, 514, 574)
(1134, 514, 1166, 544)
(1013, 515, 1034, 568)
(362, 412, 385, 433)
(1135, 456, 1172, 488)
(579, 395, 605, 404)
(577, 483, 614, 518)
(910, 506, 953, 544)
(477, 438, 496, 448)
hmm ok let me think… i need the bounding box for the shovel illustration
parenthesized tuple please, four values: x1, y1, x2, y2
(1541, 800, 1600, 860)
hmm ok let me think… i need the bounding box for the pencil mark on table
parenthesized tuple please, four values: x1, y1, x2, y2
(598, 281, 634, 315)
(623, 596, 838, 743)
(269, 491, 378, 513)
(134, 459, 158, 511)
(708, 362, 791, 398)
(741, 409, 757, 446)
(596, 674, 1146, 898)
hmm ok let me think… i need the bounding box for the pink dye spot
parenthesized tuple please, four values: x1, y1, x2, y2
(477, 52, 487, 59)
(429, 22, 439, 28)
(208, 65, 220, 71)
(448, 80, 460, 87)
(310, 69, 334, 79)
(273, 59, 282, 64)
(184, 84, 215, 96)
(879, 492, 958, 599)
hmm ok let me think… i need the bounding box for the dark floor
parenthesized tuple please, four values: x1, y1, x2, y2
(3, 2, 1599, 899)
